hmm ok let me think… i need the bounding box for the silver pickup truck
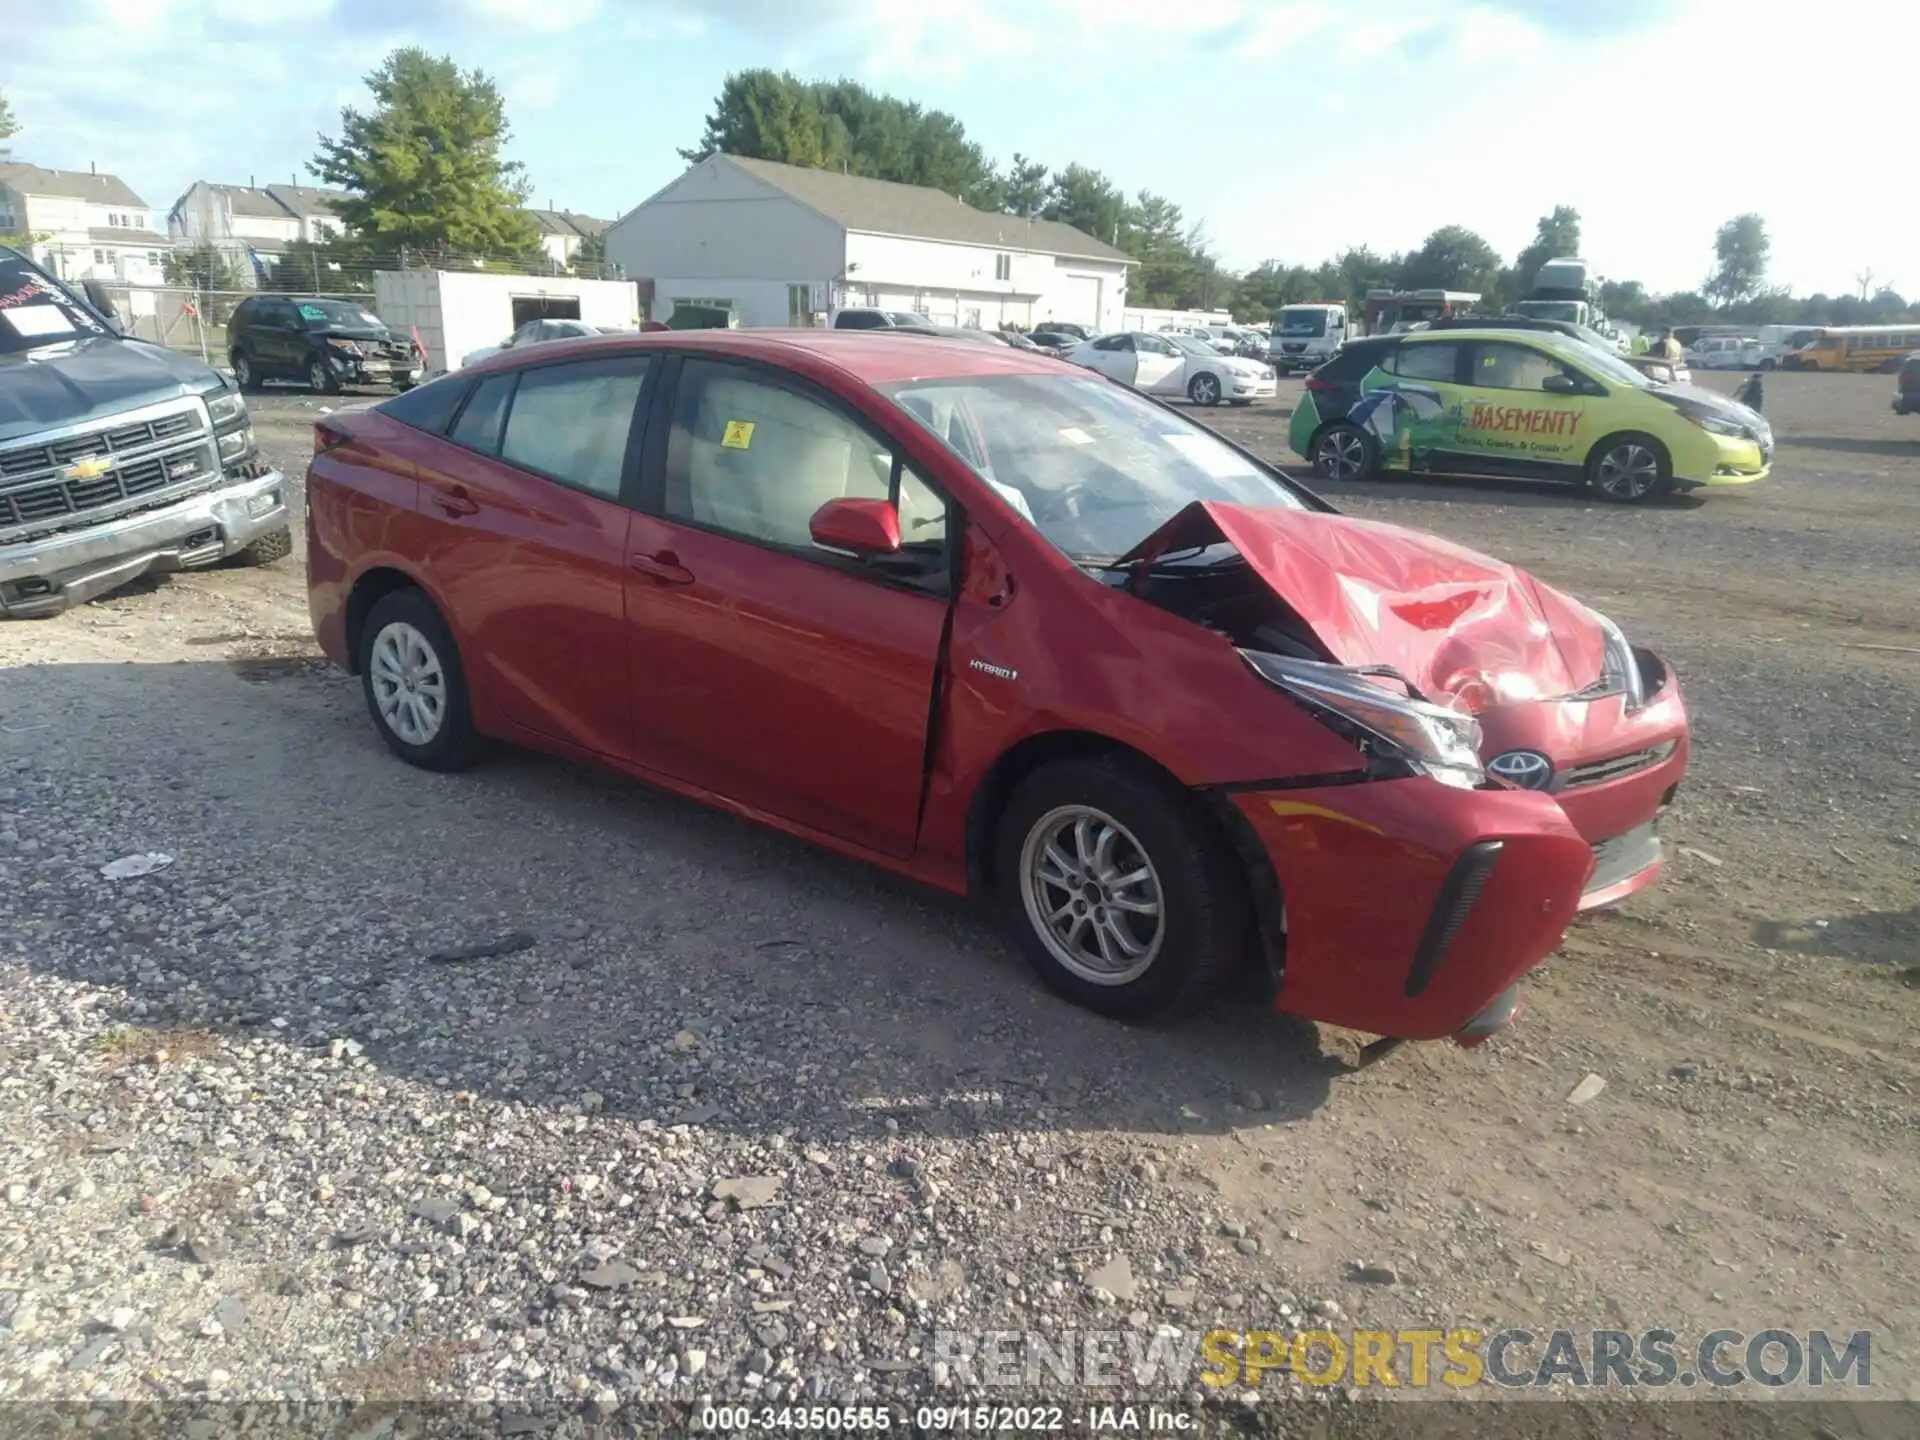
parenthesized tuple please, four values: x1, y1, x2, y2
(0, 245, 290, 618)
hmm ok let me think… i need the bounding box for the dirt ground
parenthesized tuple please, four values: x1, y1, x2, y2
(1, 369, 1915, 1416)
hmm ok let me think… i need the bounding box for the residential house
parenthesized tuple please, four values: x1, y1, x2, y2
(527, 209, 613, 270)
(602, 154, 1132, 331)
(0, 162, 170, 285)
(167, 180, 350, 285)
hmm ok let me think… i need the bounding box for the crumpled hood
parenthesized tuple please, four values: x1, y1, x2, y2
(1119, 501, 1609, 711)
(0, 336, 218, 444)
(1654, 382, 1767, 433)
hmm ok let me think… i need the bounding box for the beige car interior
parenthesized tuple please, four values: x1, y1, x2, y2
(678, 370, 946, 548)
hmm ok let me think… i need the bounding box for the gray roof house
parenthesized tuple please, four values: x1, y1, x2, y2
(0, 163, 169, 283)
(603, 153, 1131, 331)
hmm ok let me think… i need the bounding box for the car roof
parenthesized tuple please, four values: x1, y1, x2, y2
(470, 327, 1067, 386)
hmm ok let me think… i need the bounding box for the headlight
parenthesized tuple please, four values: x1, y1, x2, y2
(1682, 409, 1746, 437)
(1240, 650, 1485, 789)
(216, 425, 254, 460)
(204, 390, 246, 427)
(327, 339, 365, 358)
(1592, 611, 1645, 710)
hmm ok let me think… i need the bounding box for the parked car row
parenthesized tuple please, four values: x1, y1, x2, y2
(1068, 330, 1276, 406)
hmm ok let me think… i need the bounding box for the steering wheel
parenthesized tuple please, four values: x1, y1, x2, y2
(1028, 482, 1093, 523)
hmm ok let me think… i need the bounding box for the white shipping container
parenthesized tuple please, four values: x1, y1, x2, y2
(372, 270, 643, 373)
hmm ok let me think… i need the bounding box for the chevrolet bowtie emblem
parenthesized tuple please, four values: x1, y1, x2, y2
(62, 455, 113, 482)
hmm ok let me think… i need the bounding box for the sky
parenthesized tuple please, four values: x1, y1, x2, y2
(5, 0, 1910, 298)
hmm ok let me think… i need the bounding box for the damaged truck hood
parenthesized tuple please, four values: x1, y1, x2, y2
(1119, 501, 1608, 710)
(0, 336, 217, 445)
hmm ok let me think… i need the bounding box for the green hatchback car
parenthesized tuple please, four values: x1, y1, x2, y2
(1290, 328, 1772, 503)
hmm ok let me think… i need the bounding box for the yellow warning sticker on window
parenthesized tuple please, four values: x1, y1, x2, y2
(722, 420, 756, 449)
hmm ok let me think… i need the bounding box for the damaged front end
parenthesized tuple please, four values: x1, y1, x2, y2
(1110, 499, 1688, 1045)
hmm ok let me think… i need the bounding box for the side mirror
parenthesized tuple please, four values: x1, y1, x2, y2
(1542, 373, 1580, 395)
(81, 279, 125, 335)
(809, 496, 901, 557)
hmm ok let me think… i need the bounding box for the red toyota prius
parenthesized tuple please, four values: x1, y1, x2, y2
(306, 331, 1688, 1048)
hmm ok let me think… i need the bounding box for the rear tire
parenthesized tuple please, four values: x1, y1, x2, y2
(224, 527, 292, 568)
(993, 755, 1252, 1021)
(1310, 421, 1377, 482)
(356, 589, 480, 772)
(1586, 432, 1671, 504)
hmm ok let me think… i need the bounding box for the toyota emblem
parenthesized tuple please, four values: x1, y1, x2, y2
(1488, 750, 1554, 790)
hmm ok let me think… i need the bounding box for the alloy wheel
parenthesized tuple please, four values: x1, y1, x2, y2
(1595, 442, 1659, 500)
(369, 621, 447, 746)
(1192, 375, 1220, 406)
(1019, 805, 1165, 986)
(1316, 428, 1367, 481)
(309, 358, 331, 392)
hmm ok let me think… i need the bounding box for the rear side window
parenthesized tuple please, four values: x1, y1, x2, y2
(1391, 342, 1461, 382)
(450, 373, 515, 455)
(497, 357, 651, 499)
(378, 374, 469, 436)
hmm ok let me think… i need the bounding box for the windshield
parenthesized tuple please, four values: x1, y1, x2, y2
(1167, 335, 1218, 357)
(1557, 339, 1653, 389)
(0, 255, 110, 354)
(881, 372, 1303, 562)
(298, 300, 384, 329)
(1276, 309, 1328, 337)
(885, 311, 925, 327)
(1518, 301, 1584, 323)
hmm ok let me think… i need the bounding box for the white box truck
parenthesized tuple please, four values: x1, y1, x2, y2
(372, 271, 642, 375)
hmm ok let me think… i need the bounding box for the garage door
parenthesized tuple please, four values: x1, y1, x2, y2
(1055, 274, 1102, 329)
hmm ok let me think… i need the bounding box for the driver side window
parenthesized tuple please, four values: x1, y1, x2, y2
(1094, 334, 1133, 352)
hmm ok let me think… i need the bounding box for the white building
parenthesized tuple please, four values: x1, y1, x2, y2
(604, 154, 1132, 332)
(527, 209, 613, 270)
(166, 180, 350, 283)
(0, 162, 169, 285)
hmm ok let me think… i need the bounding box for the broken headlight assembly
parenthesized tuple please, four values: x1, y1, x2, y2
(1239, 650, 1485, 790)
(1592, 611, 1646, 710)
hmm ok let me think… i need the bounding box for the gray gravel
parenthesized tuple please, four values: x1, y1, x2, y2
(2, 375, 1917, 1411)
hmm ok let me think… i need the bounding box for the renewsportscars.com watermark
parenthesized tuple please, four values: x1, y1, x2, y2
(933, 1327, 1873, 1391)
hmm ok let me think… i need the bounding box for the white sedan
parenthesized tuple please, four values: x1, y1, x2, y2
(1070, 331, 1276, 406)
(460, 318, 633, 369)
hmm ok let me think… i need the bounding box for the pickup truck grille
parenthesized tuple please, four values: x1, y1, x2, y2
(0, 401, 215, 535)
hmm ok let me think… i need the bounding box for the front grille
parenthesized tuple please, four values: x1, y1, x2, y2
(1561, 740, 1677, 790)
(0, 401, 213, 534)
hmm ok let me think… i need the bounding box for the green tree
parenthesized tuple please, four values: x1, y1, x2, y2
(681, 70, 843, 170)
(1002, 154, 1050, 219)
(313, 48, 539, 255)
(1397, 225, 1503, 296)
(0, 90, 17, 160)
(1513, 205, 1581, 290)
(1706, 213, 1769, 307)
(1041, 164, 1128, 249)
(162, 243, 246, 291)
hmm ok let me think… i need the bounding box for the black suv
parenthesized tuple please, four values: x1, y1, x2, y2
(227, 296, 422, 394)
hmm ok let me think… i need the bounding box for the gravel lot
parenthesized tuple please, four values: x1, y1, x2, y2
(1, 370, 1916, 1419)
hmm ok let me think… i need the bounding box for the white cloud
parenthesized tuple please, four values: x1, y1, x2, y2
(467, 0, 601, 31)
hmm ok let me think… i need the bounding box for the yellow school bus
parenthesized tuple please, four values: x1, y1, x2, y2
(1783, 324, 1920, 372)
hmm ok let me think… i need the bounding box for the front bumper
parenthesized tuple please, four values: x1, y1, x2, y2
(0, 471, 289, 617)
(1232, 778, 1593, 1042)
(1229, 377, 1278, 399)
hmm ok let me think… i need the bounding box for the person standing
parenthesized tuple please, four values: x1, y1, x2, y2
(1735, 371, 1764, 412)
(1630, 329, 1650, 355)
(1652, 328, 1683, 361)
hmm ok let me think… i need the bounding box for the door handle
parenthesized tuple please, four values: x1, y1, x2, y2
(433, 486, 479, 518)
(629, 550, 694, 585)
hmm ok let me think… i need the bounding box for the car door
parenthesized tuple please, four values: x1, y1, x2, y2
(252, 300, 293, 374)
(1450, 340, 1595, 482)
(413, 354, 654, 759)
(1359, 338, 1466, 473)
(1134, 334, 1187, 393)
(622, 356, 953, 858)
(1083, 332, 1137, 383)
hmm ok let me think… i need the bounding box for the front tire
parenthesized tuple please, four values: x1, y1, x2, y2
(1587, 432, 1671, 504)
(356, 589, 480, 772)
(993, 755, 1252, 1021)
(307, 354, 341, 395)
(224, 527, 292, 568)
(1188, 373, 1222, 407)
(1310, 421, 1377, 482)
